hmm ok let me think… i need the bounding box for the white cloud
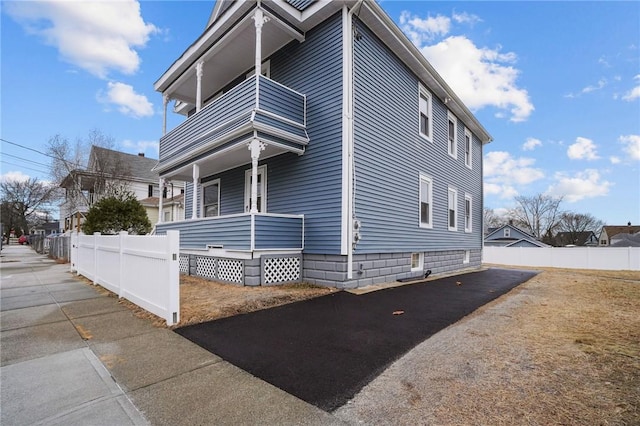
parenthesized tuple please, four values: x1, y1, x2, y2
(622, 82, 640, 101)
(418, 35, 533, 122)
(399, 11, 451, 45)
(522, 137, 542, 151)
(619, 134, 640, 160)
(609, 156, 621, 164)
(582, 78, 607, 94)
(0, 171, 31, 182)
(98, 82, 154, 118)
(5, 0, 157, 78)
(121, 139, 159, 156)
(567, 137, 600, 161)
(452, 11, 482, 26)
(547, 169, 612, 202)
(484, 151, 545, 198)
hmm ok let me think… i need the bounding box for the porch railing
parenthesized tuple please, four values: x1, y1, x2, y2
(155, 212, 304, 251)
(159, 75, 306, 170)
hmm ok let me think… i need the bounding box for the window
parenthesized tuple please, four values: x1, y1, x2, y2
(419, 174, 433, 228)
(464, 128, 472, 169)
(463, 250, 470, 264)
(163, 211, 171, 222)
(504, 228, 511, 238)
(448, 112, 457, 158)
(148, 185, 153, 197)
(448, 187, 457, 231)
(419, 85, 432, 141)
(246, 60, 271, 79)
(202, 179, 220, 217)
(464, 194, 472, 233)
(411, 252, 424, 272)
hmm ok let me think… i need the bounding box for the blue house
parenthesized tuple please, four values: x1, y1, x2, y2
(484, 224, 548, 248)
(154, 0, 492, 288)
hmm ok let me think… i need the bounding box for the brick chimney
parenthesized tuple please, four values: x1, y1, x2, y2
(138, 153, 145, 157)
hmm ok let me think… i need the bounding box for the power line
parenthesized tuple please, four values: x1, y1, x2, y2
(2, 152, 51, 168)
(1, 160, 50, 175)
(1, 138, 84, 169)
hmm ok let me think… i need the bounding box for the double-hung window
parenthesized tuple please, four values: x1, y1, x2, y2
(464, 193, 472, 233)
(448, 112, 458, 159)
(202, 179, 220, 217)
(464, 128, 472, 169)
(419, 174, 433, 228)
(419, 85, 432, 141)
(448, 186, 457, 231)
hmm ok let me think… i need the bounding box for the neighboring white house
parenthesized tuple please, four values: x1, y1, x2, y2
(60, 146, 184, 231)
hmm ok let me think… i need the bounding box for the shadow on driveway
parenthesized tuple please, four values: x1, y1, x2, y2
(175, 268, 538, 411)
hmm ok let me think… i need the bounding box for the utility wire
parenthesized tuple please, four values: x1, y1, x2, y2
(2, 152, 51, 168)
(1, 138, 84, 169)
(1, 160, 50, 175)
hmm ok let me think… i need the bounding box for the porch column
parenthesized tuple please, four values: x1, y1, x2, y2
(162, 93, 169, 135)
(248, 138, 265, 213)
(157, 177, 165, 224)
(252, 9, 269, 76)
(195, 61, 204, 113)
(191, 164, 199, 219)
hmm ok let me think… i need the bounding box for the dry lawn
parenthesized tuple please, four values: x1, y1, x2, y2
(335, 267, 640, 425)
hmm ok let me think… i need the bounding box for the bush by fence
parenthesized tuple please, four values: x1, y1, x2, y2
(483, 246, 640, 271)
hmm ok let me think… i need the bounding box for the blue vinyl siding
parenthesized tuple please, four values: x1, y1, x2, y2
(156, 215, 251, 250)
(258, 77, 305, 124)
(352, 22, 484, 253)
(192, 13, 344, 254)
(254, 215, 303, 249)
(286, 0, 315, 11)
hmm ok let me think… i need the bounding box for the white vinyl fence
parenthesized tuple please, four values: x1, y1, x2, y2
(483, 246, 640, 271)
(71, 231, 180, 325)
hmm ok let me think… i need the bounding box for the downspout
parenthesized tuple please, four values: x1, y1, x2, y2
(345, 0, 363, 280)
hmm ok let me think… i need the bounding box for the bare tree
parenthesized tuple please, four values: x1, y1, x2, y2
(555, 212, 604, 246)
(509, 194, 563, 241)
(0, 177, 57, 237)
(483, 207, 505, 234)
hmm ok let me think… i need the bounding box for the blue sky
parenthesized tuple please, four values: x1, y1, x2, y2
(1, 1, 639, 226)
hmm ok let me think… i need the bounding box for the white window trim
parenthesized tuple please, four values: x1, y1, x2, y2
(464, 193, 472, 233)
(411, 252, 424, 272)
(244, 165, 267, 213)
(448, 186, 458, 231)
(447, 111, 458, 159)
(419, 173, 433, 229)
(201, 178, 221, 218)
(463, 250, 470, 264)
(418, 85, 433, 142)
(504, 228, 511, 237)
(464, 127, 472, 169)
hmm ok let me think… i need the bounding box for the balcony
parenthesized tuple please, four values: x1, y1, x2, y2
(156, 75, 308, 181)
(154, 213, 304, 252)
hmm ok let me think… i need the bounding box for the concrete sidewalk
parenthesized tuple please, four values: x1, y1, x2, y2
(0, 244, 343, 425)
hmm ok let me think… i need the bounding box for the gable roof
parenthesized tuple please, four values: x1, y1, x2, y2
(485, 223, 535, 241)
(601, 225, 640, 240)
(554, 231, 597, 246)
(89, 146, 159, 183)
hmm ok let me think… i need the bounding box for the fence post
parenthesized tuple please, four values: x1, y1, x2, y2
(70, 232, 76, 273)
(93, 232, 100, 285)
(167, 230, 180, 326)
(118, 231, 128, 298)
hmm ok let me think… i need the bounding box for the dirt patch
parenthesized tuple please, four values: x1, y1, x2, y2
(335, 268, 640, 425)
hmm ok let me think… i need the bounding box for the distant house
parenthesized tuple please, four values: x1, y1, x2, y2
(484, 224, 548, 248)
(32, 221, 61, 236)
(59, 146, 184, 232)
(598, 224, 640, 246)
(610, 231, 640, 247)
(553, 231, 598, 247)
(153, 0, 492, 287)
(139, 193, 185, 224)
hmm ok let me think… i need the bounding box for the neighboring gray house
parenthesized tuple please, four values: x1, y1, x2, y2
(484, 224, 548, 248)
(598, 224, 640, 246)
(553, 231, 598, 247)
(154, 0, 492, 288)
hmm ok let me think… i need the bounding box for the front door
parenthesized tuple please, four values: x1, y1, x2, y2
(245, 165, 266, 212)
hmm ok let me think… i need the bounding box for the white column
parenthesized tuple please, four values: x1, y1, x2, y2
(191, 164, 199, 219)
(157, 178, 165, 224)
(162, 94, 169, 135)
(195, 61, 204, 113)
(248, 138, 265, 213)
(252, 9, 269, 76)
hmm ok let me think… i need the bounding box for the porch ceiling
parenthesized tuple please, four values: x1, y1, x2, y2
(161, 139, 300, 182)
(164, 9, 304, 106)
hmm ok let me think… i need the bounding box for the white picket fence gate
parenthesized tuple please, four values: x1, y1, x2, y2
(483, 246, 640, 271)
(70, 231, 180, 325)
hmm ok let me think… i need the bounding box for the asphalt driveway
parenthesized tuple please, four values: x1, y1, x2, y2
(176, 268, 538, 411)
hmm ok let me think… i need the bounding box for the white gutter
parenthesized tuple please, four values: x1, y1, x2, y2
(342, 0, 364, 280)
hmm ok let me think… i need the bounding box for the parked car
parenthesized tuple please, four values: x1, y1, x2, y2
(18, 235, 28, 245)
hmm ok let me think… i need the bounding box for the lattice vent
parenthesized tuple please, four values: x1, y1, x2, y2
(179, 255, 190, 274)
(264, 257, 300, 285)
(218, 259, 243, 283)
(195, 256, 216, 279)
